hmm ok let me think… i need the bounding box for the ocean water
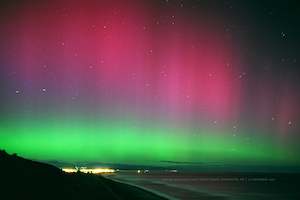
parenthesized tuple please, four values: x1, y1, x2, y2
(106, 171, 300, 200)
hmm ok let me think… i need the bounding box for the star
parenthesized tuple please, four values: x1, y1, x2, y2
(281, 32, 287, 39)
(238, 72, 246, 79)
(41, 88, 47, 92)
(15, 90, 20, 94)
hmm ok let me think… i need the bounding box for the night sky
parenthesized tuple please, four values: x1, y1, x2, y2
(0, 0, 299, 166)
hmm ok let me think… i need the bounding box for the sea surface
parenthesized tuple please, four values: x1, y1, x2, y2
(105, 171, 300, 200)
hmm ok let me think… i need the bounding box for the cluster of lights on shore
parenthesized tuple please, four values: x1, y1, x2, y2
(62, 167, 116, 174)
(62, 167, 179, 174)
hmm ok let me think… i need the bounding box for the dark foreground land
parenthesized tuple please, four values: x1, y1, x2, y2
(0, 150, 166, 200)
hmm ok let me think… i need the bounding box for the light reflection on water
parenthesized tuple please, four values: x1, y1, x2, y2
(106, 171, 300, 200)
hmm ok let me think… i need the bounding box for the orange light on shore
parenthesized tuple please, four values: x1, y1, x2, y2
(62, 167, 115, 174)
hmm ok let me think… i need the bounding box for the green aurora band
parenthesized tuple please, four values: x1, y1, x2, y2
(1, 116, 299, 166)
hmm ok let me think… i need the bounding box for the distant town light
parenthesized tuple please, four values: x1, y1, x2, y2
(62, 168, 77, 173)
(62, 167, 115, 174)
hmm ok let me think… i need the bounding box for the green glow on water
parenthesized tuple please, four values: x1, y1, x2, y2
(0, 116, 298, 165)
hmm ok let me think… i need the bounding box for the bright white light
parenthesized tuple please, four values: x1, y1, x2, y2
(80, 168, 115, 173)
(62, 167, 115, 174)
(62, 168, 77, 173)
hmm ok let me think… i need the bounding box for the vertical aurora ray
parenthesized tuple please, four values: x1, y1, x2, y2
(0, 0, 299, 167)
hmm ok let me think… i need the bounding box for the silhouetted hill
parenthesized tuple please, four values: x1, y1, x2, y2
(0, 150, 166, 200)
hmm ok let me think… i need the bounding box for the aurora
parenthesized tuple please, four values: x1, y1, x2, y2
(0, 0, 299, 168)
